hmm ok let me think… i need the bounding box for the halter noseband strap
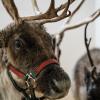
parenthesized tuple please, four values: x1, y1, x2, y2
(8, 58, 58, 79)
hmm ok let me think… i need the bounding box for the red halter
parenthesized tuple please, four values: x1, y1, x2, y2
(9, 58, 58, 79)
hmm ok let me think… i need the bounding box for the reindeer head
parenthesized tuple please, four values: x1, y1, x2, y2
(0, 0, 71, 99)
(84, 23, 100, 100)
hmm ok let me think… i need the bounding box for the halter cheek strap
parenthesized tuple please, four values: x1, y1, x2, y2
(8, 65, 25, 78)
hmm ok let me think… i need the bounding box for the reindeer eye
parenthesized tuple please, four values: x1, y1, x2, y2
(15, 40, 22, 49)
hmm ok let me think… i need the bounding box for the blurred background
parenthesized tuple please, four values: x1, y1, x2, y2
(0, 0, 100, 100)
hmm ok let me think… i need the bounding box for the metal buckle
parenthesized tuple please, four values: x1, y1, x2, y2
(25, 73, 36, 88)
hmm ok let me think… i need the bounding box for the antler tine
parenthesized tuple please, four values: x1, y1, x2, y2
(37, 0, 71, 24)
(62, 0, 70, 15)
(22, 0, 56, 21)
(2, 0, 20, 24)
(66, 0, 85, 23)
(31, 0, 41, 15)
(38, 0, 58, 19)
(22, 0, 72, 24)
(56, 0, 75, 12)
(45, 0, 57, 18)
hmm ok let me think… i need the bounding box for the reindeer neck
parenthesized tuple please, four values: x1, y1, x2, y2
(0, 69, 23, 100)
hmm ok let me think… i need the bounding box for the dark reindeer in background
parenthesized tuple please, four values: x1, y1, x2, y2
(74, 23, 100, 100)
(0, 0, 71, 100)
(74, 48, 100, 100)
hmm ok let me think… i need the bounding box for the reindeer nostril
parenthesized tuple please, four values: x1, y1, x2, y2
(50, 79, 62, 93)
(49, 78, 70, 98)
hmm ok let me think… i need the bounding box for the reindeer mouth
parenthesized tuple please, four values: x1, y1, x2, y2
(34, 63, 71, 99)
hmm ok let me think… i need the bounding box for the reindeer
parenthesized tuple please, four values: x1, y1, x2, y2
(0, 0, 71, 100)
(74, 48, 100, 100)
(74, 23, 100, 100)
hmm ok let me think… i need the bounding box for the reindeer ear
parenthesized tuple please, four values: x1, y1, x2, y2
(2, 0, 20, 24)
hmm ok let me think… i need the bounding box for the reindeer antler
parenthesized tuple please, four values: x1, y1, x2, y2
(2, 0, 20, 24)
(22, 0, 73, 24)
(84, 23, 97, 81)
(84, 23, 93, 67)
(52, 0, 86, 60)
(55, 9, 100, 35)
(2, 0, 74, 25)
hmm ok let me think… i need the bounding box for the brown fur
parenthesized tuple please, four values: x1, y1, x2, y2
(0, 0, 71, 99)
(0, 21, 71, 100)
